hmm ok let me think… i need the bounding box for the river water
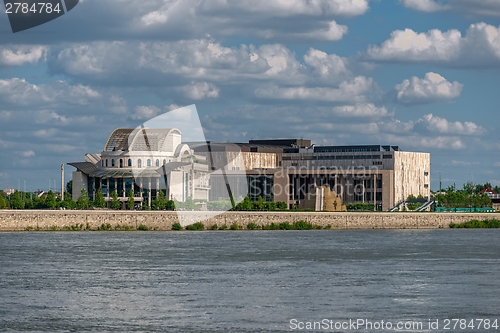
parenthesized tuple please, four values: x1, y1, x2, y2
(0, 230, 499, 332)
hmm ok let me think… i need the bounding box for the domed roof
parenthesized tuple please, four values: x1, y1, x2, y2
(104, 128, 182, 153)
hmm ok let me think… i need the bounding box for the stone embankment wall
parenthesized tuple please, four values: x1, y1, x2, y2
(0, 211, 497, 231)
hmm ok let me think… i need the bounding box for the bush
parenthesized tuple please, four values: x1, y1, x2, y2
(185, 222, 205, 231)
(137, 224, 149, 231)
(171, 222, 183, 231)
(279, 222, 292, 230)
(292, 220, 314, 230)
(450, 219, 500, 228)
(230, 222, 239, 230)
(218, 224, 228, 230)
(98, 223, 112, 231)
(247, 222, 258, 230)
(210, 224, 218, 230)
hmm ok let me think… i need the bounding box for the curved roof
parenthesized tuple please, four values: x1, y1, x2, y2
(104, 128, 182, 152)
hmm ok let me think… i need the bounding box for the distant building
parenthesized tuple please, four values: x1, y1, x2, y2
(3, 188, 14, 196)
(69, 128, 210, 207)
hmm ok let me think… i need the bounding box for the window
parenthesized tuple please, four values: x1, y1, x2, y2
(424, 184, 429, 188)
(119, 159, 123, 168)
(106, 159, 108, 167)
(111, 159, 115, 167)
(163, 159, 167, 165)
(147, 159, 151, 167)
(155, 159, 159, 167)
(138, 159, 142, 168)
(128, 159, 132, 167)
(424, 172, 429, 176)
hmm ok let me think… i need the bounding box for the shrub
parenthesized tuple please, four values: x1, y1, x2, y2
(230, 222, 239, 230)
(324, 224, 332, 229)
(219, 224, 228, 230)
(171, 222, 183, 231)
(137, 224, 149, 231)
(185, 222, 205, 231)
(247, 222, 258, 230)
(450, 219, 500, 228)
(292, 220, 313, 230)
(279, 222, 292, 230)
(210, 224, 218, 230)
(98, 223, 112, 231)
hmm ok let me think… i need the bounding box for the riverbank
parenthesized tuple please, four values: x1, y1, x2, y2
(1, 210, 499, 231)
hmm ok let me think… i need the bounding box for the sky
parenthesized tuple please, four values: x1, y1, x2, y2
(1, 0, 500, 192)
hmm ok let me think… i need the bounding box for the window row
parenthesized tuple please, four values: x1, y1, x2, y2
(101, 158, 172, 168)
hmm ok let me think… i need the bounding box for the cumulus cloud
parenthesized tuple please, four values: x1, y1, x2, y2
(0, 78, 100, 107)
(254, 76, 374, 102)
(176, 82, 219, 100)
(416, 114, 485, 135)
(394, 72, 463, 105)
(0, 45, 48, 67)
(400, 0, 500, 17)
(365, 23, 500, 67)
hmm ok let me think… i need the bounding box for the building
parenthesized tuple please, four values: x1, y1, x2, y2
(194, 141, 430, 211)
(70, 130, 430, 211)
(69, 128, 210, 207)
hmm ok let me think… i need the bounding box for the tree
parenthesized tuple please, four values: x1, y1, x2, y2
(66, 180, 73, 196)
(110, 190, 121, 210)
(0, 193, 7, 209)
(152, 190, 167, 210)
(463, 181, 474, 195)
(10, 191, 24, 210)
(76, 189, 90, 210)
(127, 190, 135, 210)
(94, 189, 106, 208)
(45, 190, 57, 209)
(60, 192, 76, 209)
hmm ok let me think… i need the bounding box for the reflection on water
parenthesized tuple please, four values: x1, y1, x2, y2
(0, 230, 499, 332)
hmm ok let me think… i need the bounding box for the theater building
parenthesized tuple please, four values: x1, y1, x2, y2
(69, 128, 210, 207)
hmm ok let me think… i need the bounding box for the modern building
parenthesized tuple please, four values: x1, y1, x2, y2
(69, 128, 210, 207)
(194, 141, 431, 211)
(69, 130, 430, 211)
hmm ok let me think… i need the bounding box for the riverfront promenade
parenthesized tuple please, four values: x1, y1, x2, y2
(0, 210, 497, 231)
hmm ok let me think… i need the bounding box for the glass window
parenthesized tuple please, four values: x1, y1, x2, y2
(156, 159, 159, 167)
(106, 159, 108, 167)
(163, 159, 167, 165)
(138, 159, 142, 168)
(119, 159, 123, 168)
(111, 159, 115, 167)
(147, 159, 151, 167)
(128, 159, 132, 167)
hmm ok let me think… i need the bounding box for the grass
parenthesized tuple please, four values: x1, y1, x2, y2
(450, 219, 500, 228)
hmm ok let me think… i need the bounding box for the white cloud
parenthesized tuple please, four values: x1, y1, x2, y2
(365, 23, 500, 67)
(0, 45, 47, 67)
(333, 103, 392, 117)
(400, 0, 448, 12)
(176, 82, 219, 100)
(394, 72, 463, 105)
(0, 78, 101, 106)
(416, 114, 485, 135)
(285, 21, 348, 42)
(304, 48, 351, 83)
(254, 76, 374, 102)
(20, 150, 35, 158)
(401, 0, 500, 17)
(131, 105, 162, 121)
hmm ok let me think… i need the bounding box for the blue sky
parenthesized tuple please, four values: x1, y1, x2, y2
(1, 0, 500, 192)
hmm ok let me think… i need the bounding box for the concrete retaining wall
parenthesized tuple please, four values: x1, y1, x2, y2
(0, 210, 498, 231)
